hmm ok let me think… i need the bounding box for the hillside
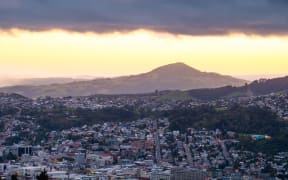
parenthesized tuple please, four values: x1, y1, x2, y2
(0, 77, 91, 87)
(0, 63, 246, 97)
(187, 76, 288, 100)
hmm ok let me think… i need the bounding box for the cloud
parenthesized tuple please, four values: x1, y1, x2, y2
(0, 0, 287, 35)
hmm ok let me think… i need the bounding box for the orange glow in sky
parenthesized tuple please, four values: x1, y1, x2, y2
(0, 29, 288, 78)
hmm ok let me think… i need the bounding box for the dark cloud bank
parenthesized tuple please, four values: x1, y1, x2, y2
(0, 0, 287, 35)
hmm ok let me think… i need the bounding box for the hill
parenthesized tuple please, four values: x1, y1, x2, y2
(0, 77, 91, 87)
(166, 105, 288, 154)
(0, 63, 246, 97)
(187, 76, 288, 100)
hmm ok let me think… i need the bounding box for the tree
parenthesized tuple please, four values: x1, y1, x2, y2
(36, 169, 49, 180)
(262, 164, 276, 177)
(6, 152, 17, 161)
(11, 174, 18, 180)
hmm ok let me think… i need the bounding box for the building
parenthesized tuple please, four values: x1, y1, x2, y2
(150, 171, 170, 180)
(170, 168, 206, 180)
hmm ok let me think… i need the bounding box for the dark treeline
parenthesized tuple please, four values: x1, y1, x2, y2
(165, 105, 282, 135)
(0, 107, 19, 117)
(164, 105, 288, 154)
(187, 76, 288, 100)
(21, 105, 139, 131)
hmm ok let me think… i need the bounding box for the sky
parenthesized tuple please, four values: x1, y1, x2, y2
(0, 0, 288, 80)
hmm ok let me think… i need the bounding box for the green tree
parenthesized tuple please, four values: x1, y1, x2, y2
(36, 169, 49, 180)
(6, 152, 17, 161)
(11, 174, 18, 180)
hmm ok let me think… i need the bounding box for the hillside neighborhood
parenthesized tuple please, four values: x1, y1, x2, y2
(0, 91, 288, 179)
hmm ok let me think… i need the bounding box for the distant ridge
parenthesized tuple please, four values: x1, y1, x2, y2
(0, 77, 89, 87)
(0, 63, 247, 97)
(187, 76, 288, 100)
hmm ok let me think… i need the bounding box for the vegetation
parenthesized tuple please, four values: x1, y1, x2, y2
(238, 130, 288, 154)
(158, 91, 192, 101)
(0, 107, 18, 116)
(166, 105, 283, 135)
(22, 105, 139, 132)
(0, 152, 18, 163)
(188, 76, 288, 100)
(11, 174, 18, 180)
(36, 169, 49, 180)
(165, 105, 288, 154)
(0, 121, 5, 131)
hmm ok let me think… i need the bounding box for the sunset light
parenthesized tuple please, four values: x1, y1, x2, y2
(1, 29, 288, 78)
(2, 1, 288, 178)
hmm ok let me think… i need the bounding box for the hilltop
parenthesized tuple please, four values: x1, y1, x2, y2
(0, 63, 246, 97)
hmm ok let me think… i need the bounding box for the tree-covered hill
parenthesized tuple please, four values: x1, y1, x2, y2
(165, 105, 288, 154)
(187, 76, 288, 100)
(166, 105, 283, 135)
